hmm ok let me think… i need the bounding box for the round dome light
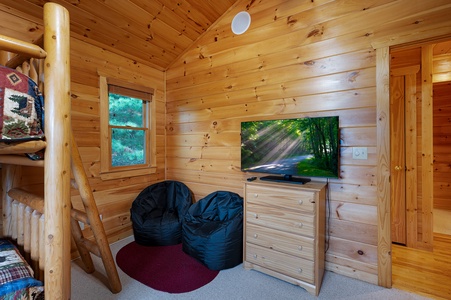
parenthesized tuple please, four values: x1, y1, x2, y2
(231, 11, 251, 35)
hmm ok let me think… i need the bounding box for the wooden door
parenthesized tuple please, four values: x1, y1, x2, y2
(390, 45, 434, 251)
(390, 74, 406, 245)
(390, 67, 419, 246)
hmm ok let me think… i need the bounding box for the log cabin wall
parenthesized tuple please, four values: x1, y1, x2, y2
(0, 8, 166, 244)
(68, 39, 166, 242)
(0, 0, 450, 287)
(166, 0, 451, 284)
(433, 81, 451, 233)
(434, 82, 451, 211)
(433, 40, 451, 217)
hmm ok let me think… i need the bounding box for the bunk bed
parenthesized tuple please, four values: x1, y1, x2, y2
(0, 3, 121, 299)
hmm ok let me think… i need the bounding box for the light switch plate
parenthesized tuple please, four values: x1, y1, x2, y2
(352, 147, 368, 160)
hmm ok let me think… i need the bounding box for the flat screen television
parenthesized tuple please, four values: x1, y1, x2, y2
(241, 116, 340, 184)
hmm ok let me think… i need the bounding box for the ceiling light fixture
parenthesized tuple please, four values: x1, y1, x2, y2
(231, 11, 251, 35)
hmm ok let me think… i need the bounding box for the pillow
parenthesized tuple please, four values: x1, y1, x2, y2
(0, 65, 44, 141)
(0, 239, 43, 298)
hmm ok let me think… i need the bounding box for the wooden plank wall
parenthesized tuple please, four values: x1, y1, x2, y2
(68, 39, 166, 242)
(166, 0, 451, 284)
(1, 0, 451, 287)
(0, 7, 166, 244)
(433, 41, 451, 212)
(434, 82, 451, 210)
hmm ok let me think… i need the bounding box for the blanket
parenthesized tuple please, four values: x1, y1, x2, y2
(0, 65, 44, 141)
(0, 239, 44, 300)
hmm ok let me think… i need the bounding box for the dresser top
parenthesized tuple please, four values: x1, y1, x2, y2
(245, 179, 327, 192)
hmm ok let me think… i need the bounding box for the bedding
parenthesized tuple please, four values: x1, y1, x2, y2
(0, 239, 44, 300)
(0, 65, 44, 142)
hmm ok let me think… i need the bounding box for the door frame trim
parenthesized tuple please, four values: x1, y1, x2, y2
(376, 46, 392, 287)
(374, 33, 451, 288)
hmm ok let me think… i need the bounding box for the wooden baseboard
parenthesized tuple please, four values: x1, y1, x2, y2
(434, 232, 451, 242)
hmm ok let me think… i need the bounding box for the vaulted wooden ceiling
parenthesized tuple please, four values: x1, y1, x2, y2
(0, 0, 239, 70)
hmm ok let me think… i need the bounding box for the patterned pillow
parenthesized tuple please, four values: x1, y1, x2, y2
(0, 65, 44, 141)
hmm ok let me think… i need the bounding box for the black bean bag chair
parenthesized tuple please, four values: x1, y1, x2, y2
(182, 191, 243, 270)
(131, 180, 192, 246)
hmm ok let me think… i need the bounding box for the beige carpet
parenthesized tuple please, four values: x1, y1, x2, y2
(71, 236, 431, 300)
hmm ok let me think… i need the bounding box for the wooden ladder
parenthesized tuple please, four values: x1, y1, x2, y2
(5, 133, 122, 294)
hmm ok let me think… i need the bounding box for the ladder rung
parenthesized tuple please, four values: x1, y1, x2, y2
(77, 237, 101, 257)
(71, 208, 89, 225)
(8, 188, 44, 213)
(71, 179, 78, 189)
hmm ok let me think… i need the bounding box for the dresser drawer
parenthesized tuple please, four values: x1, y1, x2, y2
(246, 243, 314, 284)
(246, 223, 315, 260)
(246, 184, 316, 213)
(246, 202, 315, 237)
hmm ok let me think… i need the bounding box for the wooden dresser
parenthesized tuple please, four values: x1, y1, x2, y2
(243, 180, 326, 296)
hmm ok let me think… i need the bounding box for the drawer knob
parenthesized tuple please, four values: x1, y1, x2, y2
(298, 268, 303, 273)
(298, 245, 303, 251)
(254, 193, 258, 198)
(298, 222, 303, 228)
(253, 254, 257, 259)
(298, 200, 303, 205)
(254, 213, 258, 219)
(253, 233, 258, 239)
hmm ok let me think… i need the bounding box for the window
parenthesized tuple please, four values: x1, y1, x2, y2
(99, 76, 156, 179)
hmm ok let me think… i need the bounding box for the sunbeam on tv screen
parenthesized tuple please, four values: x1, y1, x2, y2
(241, 116, 340, 183)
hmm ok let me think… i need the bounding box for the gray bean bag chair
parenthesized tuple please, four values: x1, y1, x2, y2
(182, 191, 243, 270)
(131, 180, 192, 246)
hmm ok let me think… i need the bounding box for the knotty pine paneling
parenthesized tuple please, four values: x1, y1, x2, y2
(166, 88, 377, 114)
(326, 235, 378, 285)
(67, 35, 167, 240)
(434, 43, 451, 82)
(326, 243, 378, 285)
(0, 21, 166, 248)
(328, 218, 378, 246)
(433, 82, 451, 210)
(166, 49, 376, 91)
(0, 0, 238, 71)
(166, 0, 451, 284)
(329, 201, 378, 226)
(328, 183, 378, 206)
(1, 0, 450, 289)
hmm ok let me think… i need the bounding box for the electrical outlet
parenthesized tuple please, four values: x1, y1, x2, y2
(352, 147, 368, 160)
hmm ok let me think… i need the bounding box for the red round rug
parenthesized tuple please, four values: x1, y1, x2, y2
(116, 242, 219, 293)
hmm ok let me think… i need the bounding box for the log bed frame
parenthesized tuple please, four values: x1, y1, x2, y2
(0, 3, 121, 299)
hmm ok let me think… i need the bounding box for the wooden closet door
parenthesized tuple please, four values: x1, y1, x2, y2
(390, 74, 406, 245)
(390, 56, 432, 250)
(390, 64, 420, 246)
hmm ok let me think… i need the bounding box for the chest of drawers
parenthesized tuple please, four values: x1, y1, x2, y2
(243, 180, 326, 296)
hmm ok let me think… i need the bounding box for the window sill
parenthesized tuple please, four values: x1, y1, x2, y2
(100, 166, 156, 180)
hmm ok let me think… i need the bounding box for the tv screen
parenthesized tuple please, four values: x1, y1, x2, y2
(241, 116, 340, 184)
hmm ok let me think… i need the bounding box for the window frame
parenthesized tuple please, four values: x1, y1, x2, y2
(99, 75, 156, 179)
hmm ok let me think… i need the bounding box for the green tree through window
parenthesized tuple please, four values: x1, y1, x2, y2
(99, 75, 156, 178)
(109, 93, 146, 167)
